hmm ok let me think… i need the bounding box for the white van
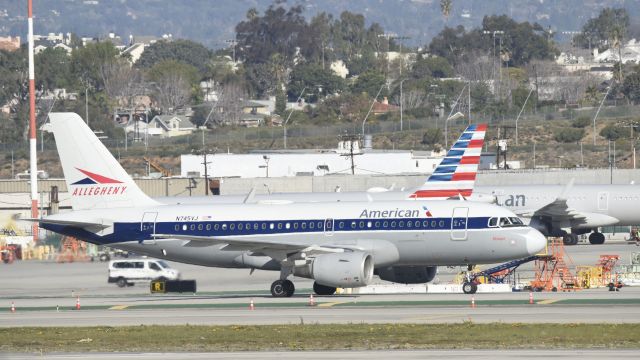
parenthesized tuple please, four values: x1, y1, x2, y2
(108, 259, 180, 287)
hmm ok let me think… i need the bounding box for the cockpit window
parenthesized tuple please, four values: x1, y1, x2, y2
(490, 217, 526, 228)
(488, 217, 498, 227)
(509, 217, 524, 225)
(499, 217, 511, 227)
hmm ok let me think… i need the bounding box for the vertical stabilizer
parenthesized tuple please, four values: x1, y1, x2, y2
(409, 123, 487, 199)
(47, 112, 159, 210)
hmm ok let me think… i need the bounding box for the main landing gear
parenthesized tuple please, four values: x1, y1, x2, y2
(588, 232, 605, 245)
(462, 282, 478, 294)
(270, 279, 295, 297)
(562, 233, 579, 246)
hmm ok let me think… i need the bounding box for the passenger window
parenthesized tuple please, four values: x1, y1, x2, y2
(135, 262, 144, 269)
(198, 224, 203, 231)
(238, 223, 243, 230)
(270, 223, 275, 230)
(214, 224, 219, 230)
(277, 223, 283, 230)
(351, 221, 357, 229)
(301, 222, 307, 230)
(189, 224, 195, 231)
(407, 221, 412, 228)
(206, 224, 211, 230)
(414, 220, 420, 227)
(310, 222, 315, 229)
(261, 223, 266, 230)
(174, 225, 179, 231)
(293, 222, 299, 230)
(318, 221, 323, 229)
(286, 223, 290, 229)
(254, 223, 259, 230)
(375, 221, 381, 228)
(338, 222, 344, 229)
(383, 221, 389, 228)
(367, 221, 372, 228)
(359, 221, 365, 228)
(222, 223, 227, 230)
(399, 221, 404, 228)
(230, 224, 235, 230)
(182, 224, 187, 231)
(423, 220, 429, 227)
(391, 221, 397, 228)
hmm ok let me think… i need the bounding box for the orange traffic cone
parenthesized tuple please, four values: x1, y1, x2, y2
(308, 293, 316, 306)
(75, 296, 81, 310)
(471, 296, 476, 308)
(10, 301, 15, 313)
(529, 291, 534, 305)
(249, 298, 255, 311)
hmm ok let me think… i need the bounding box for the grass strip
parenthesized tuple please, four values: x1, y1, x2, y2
(1, 323, 639, 353)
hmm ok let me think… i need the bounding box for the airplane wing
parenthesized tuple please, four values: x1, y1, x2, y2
(153, 233, 345, 258)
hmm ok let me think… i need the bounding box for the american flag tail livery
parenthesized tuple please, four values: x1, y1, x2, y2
(409, 123, 487, 199)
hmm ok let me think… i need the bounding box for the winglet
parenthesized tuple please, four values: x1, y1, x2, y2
(558, 178, 575, 201)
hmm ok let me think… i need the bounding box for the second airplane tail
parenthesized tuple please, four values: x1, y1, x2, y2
(46, 112, 159, 210)
(409, 123, 487, 199)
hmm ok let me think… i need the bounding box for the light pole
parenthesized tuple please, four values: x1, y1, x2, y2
(361, 84, 385, 137)
(399, 79, 407, 131)
(283, 87, 306, 149)
(593, 85, 612, 145)
(225, 39, 237, 63)
(445, 112, 465, 149)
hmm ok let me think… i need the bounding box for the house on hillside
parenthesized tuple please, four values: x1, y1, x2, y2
(371, 97, 399, 115)
(145, 115, 196, 137)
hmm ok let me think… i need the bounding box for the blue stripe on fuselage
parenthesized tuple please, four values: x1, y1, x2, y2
(40, 216, 493, 246)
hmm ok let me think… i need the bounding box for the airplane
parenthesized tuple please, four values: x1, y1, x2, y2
(36, 112, 546, 296)
(470, 183, 640, 245)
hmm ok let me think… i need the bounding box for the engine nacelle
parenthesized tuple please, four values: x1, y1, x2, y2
(376, 266, 437, 284)
(295, 251, 374, 288)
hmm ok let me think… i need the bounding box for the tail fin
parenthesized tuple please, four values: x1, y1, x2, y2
(409, 123, 487, 199)
(46, 112, 159, 210)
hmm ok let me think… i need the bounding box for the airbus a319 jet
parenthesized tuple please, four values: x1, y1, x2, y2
(36, 113, 545, 297)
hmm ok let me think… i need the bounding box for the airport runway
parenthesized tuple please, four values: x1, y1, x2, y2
(1, 241, 639, 328)
(4, 350, 640, 360)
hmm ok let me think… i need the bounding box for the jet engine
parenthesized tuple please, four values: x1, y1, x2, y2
(295, 251, 374, 288)
(376, 265, 437, 284)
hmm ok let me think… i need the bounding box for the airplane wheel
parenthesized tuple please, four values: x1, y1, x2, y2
(563, 234, 578, 246)
(313, 282, 337, 296)
(283, 279, 295, 297)
(462, 282, 477, 294)
(270, 280, 288, 297)
(588, 232, 605, 245)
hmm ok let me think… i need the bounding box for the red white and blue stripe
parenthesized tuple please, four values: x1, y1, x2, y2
(409, 123, 487, 199)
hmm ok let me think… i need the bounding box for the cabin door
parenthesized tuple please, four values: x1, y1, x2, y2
(450, 207, 469, 240)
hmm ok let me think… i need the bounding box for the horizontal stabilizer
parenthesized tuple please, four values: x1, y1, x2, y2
(22, 217, 112, 230)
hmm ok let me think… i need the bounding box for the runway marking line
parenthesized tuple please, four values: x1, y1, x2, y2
(319, 301, 351, 308)
(537, 299, 561, 305)
(109, 305, 129, 310)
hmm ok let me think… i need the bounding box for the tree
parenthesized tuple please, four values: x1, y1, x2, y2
(288, 63, 345, 102)
(622, 72, 640, 104)
(572, 116, 591, 128)
(135, 39, 212, 74)
(275, 86, 286, 115)
(235, 4, 308, 66)
(146, 60, 199, 113)
(410, 56, 454, 79)
(350, 70, 386, 97)
(600, 124, 626, 141)
(575, 8, 629, 50)
(99, 58, 144, 109)
(70, 41, 120, 91)
(422, 128, 443, 145)
(440, 0, 452, 24)
(35, 47, 72, 90)
(554, 128, 584, 143)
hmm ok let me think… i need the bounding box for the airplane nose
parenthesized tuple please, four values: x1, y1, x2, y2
(526, 228, 547, 255)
